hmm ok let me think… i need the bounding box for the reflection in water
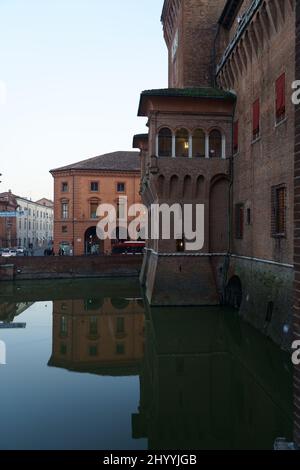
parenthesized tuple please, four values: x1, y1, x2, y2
(134, 307, 293, 450)
(0, 280, 294, 450)
(48, 298, 145, 376)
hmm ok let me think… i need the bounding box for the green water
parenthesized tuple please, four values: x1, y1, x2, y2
(0, 279, 293, 450)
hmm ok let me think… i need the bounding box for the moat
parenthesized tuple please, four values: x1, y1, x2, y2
(0, 278, 293, 450)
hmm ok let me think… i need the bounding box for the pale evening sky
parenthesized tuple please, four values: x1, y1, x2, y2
(0, 0, 167, 201)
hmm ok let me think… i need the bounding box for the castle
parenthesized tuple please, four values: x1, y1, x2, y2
(133, 0, 295, 348)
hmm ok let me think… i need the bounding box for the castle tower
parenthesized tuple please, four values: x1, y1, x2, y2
(162, 0, 227, 87)
(134, 0, 235, 306)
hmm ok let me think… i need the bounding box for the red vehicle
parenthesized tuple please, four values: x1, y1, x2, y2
(112, 241, 145, 255)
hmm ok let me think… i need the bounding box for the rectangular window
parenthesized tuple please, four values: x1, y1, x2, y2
(60, 344, 67, 355)
(233, 120, 239, 154)
(60, 316, 68, 337)
(61, 202, 69, 219)
(62, 182, 69, 192)
(90, 202, 98, 219)
(89, 345, 98, 357)
(252, 99, 260, 140)
(62, 225, 68, 233)
(116, 343, 125, 355)
(235, 204, 244, 239)
(246, 208, 251, 225)
(272, 185, 286, 237)
(117, 182, 125, 193)
(276, 73, 286, 123)
(90, 182, 99, 192)
(116, 317, 125, 334)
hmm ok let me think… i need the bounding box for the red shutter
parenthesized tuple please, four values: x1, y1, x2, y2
(276, 73, 285, 119)
(233, 120, 239, 153)
(253, 99, 260, 137)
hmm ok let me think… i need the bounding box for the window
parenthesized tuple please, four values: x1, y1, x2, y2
(209, 130, 222, 158)
(158, 127, 172, 157)
(61, 202, 69, 219)
(60, 344, 67, 355)
(233, 121, 239, 154)
(90, 182, 99, 192)
(116, 317, 125, 334)
(60, 316, 68, 337)
(235, 204, 244, 239)
(29, 221, 31, 230)
(252, 99, 260, 140)
(89, 317, 98, 336)
(246, 208, 251, 225)
(116, 343, 125, 355)
(62, 225, 68, 233)
(90, 202, 98, 219)
(117, 182, 125, 193)
(89, 345, 98, 357)
(276, 73, 286, 123)
(272, 185, 286, 237)
(192, 129, 205, 158)
(175, 128, 189, 157)
(62, 182, 68, 193)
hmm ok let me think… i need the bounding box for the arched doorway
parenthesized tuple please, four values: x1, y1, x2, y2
(84, 227, 103, 255)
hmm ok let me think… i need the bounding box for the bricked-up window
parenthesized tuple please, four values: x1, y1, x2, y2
(275, 73, 286, 123)
(61, 202, 69, 219)
(233, 121, 239, 154)
(90, 202, 98, 219)
(235, 204, 244, 239)
(252, 99, 260, 140)
(90, 182, 99, 192)
(271, 185, 286, 236)
(158, 127, 172, 157)
(62, 182, 68, 192)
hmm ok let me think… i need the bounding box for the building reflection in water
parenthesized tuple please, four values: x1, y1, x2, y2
(133, 307, 293, 450)
(48, 297, 145, 376)
(44, 291, 293, 450)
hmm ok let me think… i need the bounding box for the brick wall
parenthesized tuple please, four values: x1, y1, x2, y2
(0, 255, 142, 281)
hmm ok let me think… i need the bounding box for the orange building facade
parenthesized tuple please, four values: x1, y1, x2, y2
(50, 151, 141, 256)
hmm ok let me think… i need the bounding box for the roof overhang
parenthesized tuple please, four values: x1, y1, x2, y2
(138, 88, 237, 117)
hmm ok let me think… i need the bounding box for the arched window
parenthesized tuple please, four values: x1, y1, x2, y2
(209, 130, 222, 158)
(192, 129, 205, 158)
(158, 128, 172, 157)
(175, 128, 189, 157)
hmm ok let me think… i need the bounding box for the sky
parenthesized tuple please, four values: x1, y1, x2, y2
(0, 0, 167, 201)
